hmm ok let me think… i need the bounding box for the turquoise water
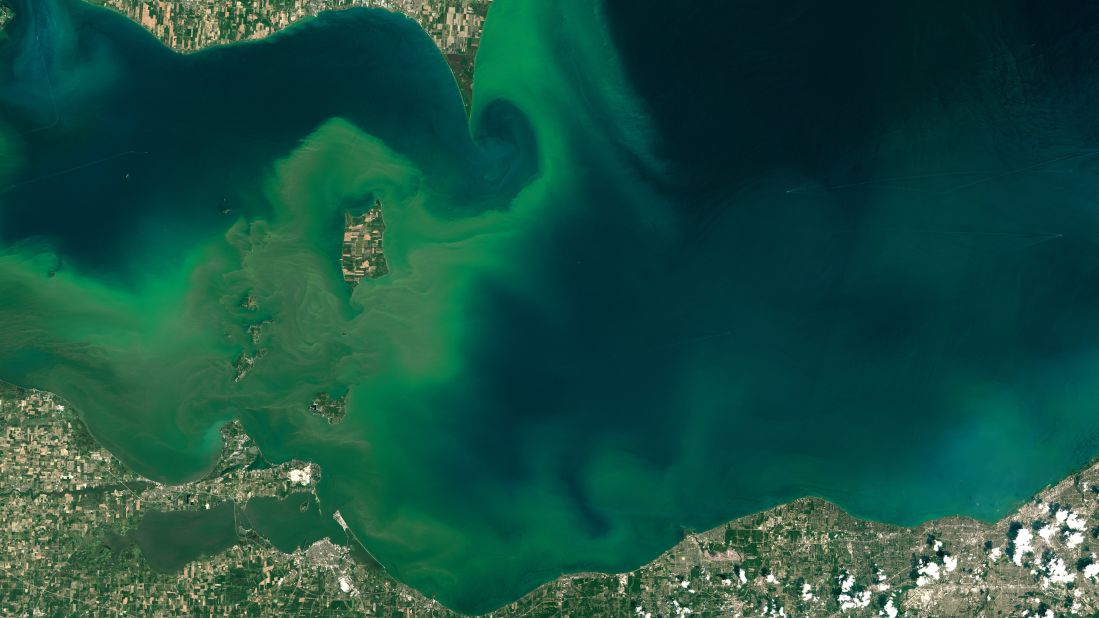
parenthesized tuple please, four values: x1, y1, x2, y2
(5, 0, 1099, 612)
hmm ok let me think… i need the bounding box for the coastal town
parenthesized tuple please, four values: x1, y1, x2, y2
(0, 384, 443, 616)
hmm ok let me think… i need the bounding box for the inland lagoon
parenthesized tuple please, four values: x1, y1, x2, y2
(6, 0, 1099, 612)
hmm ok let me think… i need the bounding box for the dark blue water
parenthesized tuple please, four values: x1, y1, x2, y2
(0, 0, 528, 278)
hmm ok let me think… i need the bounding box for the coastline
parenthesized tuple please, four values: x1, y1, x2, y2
(5, 377, 1099, 616)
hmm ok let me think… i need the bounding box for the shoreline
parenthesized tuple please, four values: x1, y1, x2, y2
(5, 376, 1098, 616)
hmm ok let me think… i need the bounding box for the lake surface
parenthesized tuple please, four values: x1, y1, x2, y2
(131, 504, 239, 573)
(5, 0, 1099, 612)
(124, 494, 345, 570)
(242, 492, 346, 552)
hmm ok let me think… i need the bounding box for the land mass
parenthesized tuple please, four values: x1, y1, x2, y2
(4, 381, 1099, 617)
(82, 0, 490, 111)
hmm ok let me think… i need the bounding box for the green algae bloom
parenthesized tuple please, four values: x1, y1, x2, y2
(7, 0, 1099, 612)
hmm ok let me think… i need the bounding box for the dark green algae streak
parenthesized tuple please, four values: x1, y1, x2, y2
(6, 0, 1099, 611)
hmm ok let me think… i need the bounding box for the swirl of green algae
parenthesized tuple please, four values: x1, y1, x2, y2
(223, 4, 668, 606)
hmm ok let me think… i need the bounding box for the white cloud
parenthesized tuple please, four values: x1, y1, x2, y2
(916, 561, 940, 587)
(1047, 556, 1075, 585)
(1013, 528, 1033, 566)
